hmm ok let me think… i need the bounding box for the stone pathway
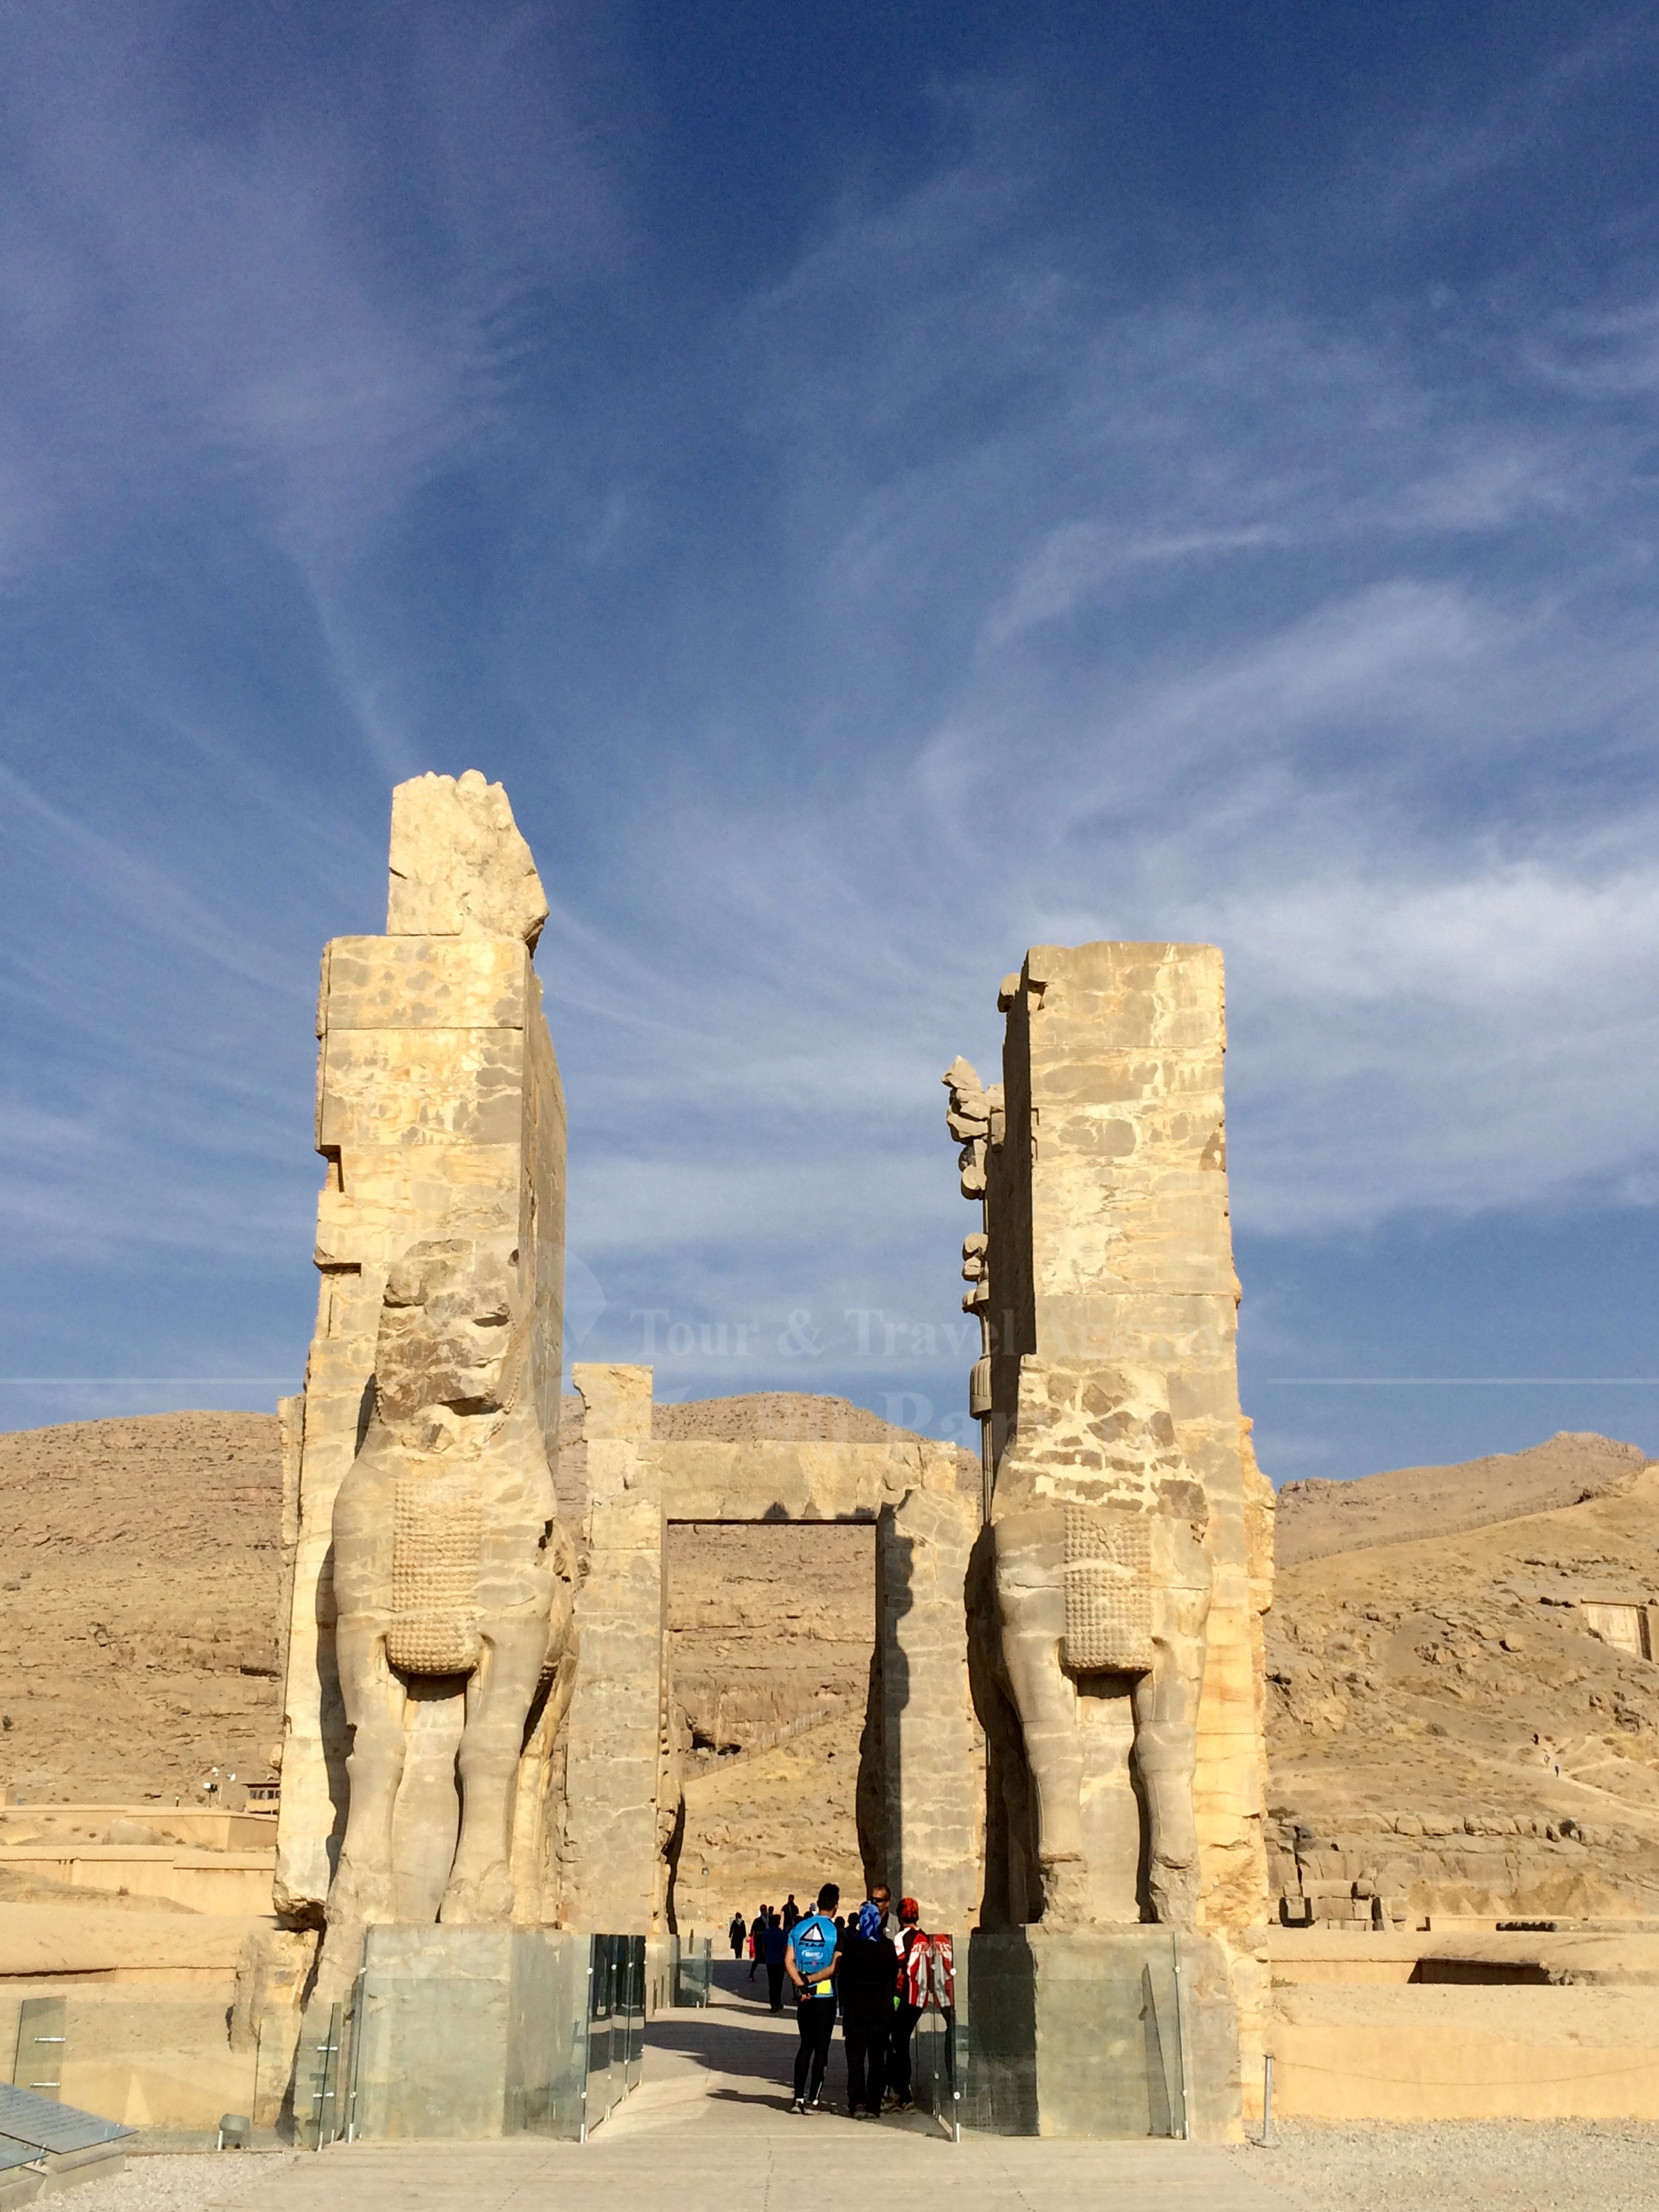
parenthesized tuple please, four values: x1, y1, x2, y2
(198, 1962, 1293, 2212)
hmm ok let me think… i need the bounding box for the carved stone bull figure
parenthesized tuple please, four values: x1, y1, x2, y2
(327, 1234, 577, 1929)
(967, 1361, 1213, 1929)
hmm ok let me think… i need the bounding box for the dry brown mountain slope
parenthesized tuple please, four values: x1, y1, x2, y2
(0, 1412, 284, 1803)
(1277, 1429, 1648, 1566)
(1267, 1435, 1659, 1923)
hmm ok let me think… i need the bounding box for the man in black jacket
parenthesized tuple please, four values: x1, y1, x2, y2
(837, 1883, 897, 2118)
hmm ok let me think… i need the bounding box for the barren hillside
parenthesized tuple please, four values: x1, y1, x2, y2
(0, 1412, 284, 1803)
(1268, 1433, 1659, 1923)
(1277, 1430, 1649, 1567)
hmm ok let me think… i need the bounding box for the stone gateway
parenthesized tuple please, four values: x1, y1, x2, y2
(265, 788, 1269, 2142)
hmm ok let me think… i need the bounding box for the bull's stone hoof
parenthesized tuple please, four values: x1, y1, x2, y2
(329, 1861, 394, 1925)
(1148, 1858, 1200, 1927)
(439, 1863, 513, 1923)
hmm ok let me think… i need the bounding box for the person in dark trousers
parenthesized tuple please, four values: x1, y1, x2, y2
(786, 1883, 841, 2112)
(782, 1893, 800, 1931)
(729, 1910, 747, 1960)
(763, 1910, 789, 2010)
(837, 1883, 897, 2118)
(748, 1906, 767, 1980)
(885, 1896, 925, 2112)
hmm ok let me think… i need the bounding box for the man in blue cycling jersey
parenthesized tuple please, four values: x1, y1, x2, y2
(785, 1881, 841, 2112)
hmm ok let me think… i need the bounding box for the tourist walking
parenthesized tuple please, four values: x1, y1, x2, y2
(763, 1910, 789, 2010)
(885, 1897, 926, 2112)
(747, 1906, 766, 1980)
(786, 1883, 841, 2112)
(837, 1883, 897, 2118)
(781, 1891, 800, 1931)
(729, 1910, 746, 1960)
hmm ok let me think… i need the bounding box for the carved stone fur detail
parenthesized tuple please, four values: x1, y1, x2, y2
(1061, 1504, 1151, 1673)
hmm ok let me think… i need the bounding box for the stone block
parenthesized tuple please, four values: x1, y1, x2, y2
(966, 1927, 1240, 2139)
(348, 1926, 590, 2139)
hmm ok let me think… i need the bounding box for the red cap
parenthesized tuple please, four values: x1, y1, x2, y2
(899, 1896, 920, 1924)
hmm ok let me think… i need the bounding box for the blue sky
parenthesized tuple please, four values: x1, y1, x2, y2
(4, 0, 1659, 1481)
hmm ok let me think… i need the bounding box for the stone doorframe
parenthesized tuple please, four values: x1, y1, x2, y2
(556, 1365, 985, 1938)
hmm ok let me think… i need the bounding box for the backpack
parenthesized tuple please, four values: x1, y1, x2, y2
(788, 1911, 838, 1994)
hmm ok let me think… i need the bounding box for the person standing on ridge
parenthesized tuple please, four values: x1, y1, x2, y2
(837, 1882, 897, 2118)
(785, 1883, 841, 2113)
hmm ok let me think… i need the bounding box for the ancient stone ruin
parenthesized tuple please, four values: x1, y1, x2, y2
(264, 785, 1272, 2139)
(274, 770, 570, 1949)
(945, 945, 1273, 2133)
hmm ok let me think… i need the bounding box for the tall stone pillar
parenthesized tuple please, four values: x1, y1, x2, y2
(945, 943, 1274, 2139)
(875, 1487, 984, 1938)
(273, 773, 567, 1926)
(556, 1364, 670, 1933)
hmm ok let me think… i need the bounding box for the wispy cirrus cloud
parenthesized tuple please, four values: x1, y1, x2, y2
(3, 1, 1659, 1476)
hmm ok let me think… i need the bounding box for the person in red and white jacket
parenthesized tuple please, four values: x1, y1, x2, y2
(884, 1896, 928, 2112)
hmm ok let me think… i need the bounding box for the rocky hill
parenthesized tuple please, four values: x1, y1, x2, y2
(0, 1412, 284, 1805)
(1269, 1432, 1659, 1925)
(1276, 1430, 1649, 1567)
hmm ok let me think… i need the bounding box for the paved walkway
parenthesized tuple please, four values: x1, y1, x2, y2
(233, 1961, 1295, 2212)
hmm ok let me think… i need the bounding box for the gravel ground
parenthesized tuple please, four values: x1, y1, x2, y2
(1235, 2118, 1659, 2211)
(57, 2152, 298, 2212)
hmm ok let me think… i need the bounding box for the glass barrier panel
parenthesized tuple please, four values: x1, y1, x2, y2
(623, 1937, 645, 2091)
(675, 1934, 712, 2007)
(585, 1936, 615, 2127)
(507, 1932, 590, 2139)
(958, 1929, 1187, 2139)
(297, 2003, 342, 2150)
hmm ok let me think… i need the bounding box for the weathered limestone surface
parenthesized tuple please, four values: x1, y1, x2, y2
(275, 775, 568, 1933)
(386, 769, 549, 949)
(552, 1369, 985, 1942)
(556, 1366, 673, 1937)
(326, 1237, 577, 1937)
(948, 942, 1273, 2135)
(871, 1488, 984, 1935)
(658, 1436, 962, 1523)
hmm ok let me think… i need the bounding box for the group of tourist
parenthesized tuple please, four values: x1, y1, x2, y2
(726, 1881, 928, 2118)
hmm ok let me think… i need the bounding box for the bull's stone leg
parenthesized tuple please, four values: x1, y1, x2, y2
(330, 1618, 407, 1925)
(441, 1613, 548, 1924)
(1131, 1517, 1212, 1927)
(993, 1510, 1090, 1924)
